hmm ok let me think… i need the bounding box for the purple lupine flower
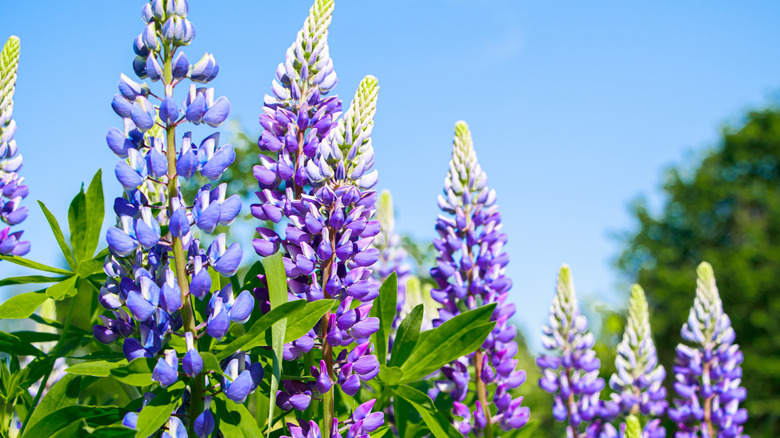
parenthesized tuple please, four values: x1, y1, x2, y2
(668, 262, 748, 438)
(281, 400, 384, 438)
(249, 3, 384, 431)
(429, 121, 528, 434)
(96, 1, 257, 434)
(0, 36, 30, 256)
(538, 265, 618, 437)
(609, 285, 667, 437)
(372, 190, 411, 328)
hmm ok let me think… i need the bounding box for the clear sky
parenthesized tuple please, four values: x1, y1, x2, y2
(2, 1, 780, 349)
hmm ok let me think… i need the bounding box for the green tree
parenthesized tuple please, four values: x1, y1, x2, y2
(617, 107, 780, 437)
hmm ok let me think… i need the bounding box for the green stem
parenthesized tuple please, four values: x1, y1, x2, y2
(18, 294, 77, 436)
(162, 43, 202, 437)
(474, 349, 494, 438)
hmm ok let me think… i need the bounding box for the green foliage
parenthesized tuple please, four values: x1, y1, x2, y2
(262, 252, 287, 436)
(370, 273, 398, 365)
(617, 107, 780, 436)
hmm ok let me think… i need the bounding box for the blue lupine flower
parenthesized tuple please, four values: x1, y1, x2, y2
(152, 349, 179, 388)
(429, 122, 528, 434)
(669, 262, 748, 438)
(0, 36, 30, 256)
(95, 2, 257, 435)
(193, 398, 215, 438)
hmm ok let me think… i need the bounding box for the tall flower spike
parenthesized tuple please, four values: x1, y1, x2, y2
(537, 265, 618, 437)
(372, 190, 411, 331)
(98, 1, 254, 434)
(252, 3, 384, 435)
(669, 262, 748, 437)
(609, 285, 666, 437)
(0, 36, 30, 256)
(430, 122, 528, 435)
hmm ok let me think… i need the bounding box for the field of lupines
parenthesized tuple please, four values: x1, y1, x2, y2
(0, 1, 751, 437)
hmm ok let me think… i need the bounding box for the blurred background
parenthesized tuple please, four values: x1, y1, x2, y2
(2, 0, 780, 436)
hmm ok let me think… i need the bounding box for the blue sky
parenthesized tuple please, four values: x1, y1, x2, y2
(2, 1, 780, 349)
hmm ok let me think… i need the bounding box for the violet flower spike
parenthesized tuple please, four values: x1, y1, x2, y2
(0, 36, 30, 256)
(429, 121, 528, 435)
(668, 262, 748, 438)
(537, 265, 617, 437)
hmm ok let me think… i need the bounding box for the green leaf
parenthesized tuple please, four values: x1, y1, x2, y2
(39, 201, 77, 270)
(0, 275, 67, 287)
(282, 299, 334, 344)
(24, 405, 126, 437)
(89, 425, 135, 438)
(400, 304, 496, 384)
(65, 360, 126, 377)
(0, 291, 49, 319)
(216, 299, 306, 360)
(109, 358, 154, 387)
(389, 304, 423, 367)
(77, 255, 107, 278)
(214, 393, 264, 437)
(377, 365, 403, 387)
(370, 272, 397, 365)
(25, 374, 82, 432)
(68, 186, 88, 262)
(392, 384, 436, 411)
(84, 170, 104, 260)
(45, 276, 78, 300)
(200, 352, 229, 379)
(0, 255, 72, 275)
(0, 331, 43, 356)
(135, 385, 182, 438)
(393, 384, 458, 438)
(262, 252, 287, 438)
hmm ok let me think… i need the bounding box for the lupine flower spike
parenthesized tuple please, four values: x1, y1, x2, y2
(372, 190, 411, 329)
(0, 36, 30, 256)
(537, 265, 618, 438)
(251, 1, 385, 434)
(429, 121, 528, 435)
(669, 262, 748, 438)
(609, 285, 667, 437)
(96, 0, 259, 434)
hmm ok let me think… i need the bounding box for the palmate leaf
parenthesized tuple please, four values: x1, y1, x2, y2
(399, 304, 496, 384)
(24, 405, 127, 437)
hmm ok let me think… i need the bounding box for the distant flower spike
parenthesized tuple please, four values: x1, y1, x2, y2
(0, 35, 30, 256)
(669, 262, 748, 437)
(609, 285, 667, 436)
(372, 190, 411, 330)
